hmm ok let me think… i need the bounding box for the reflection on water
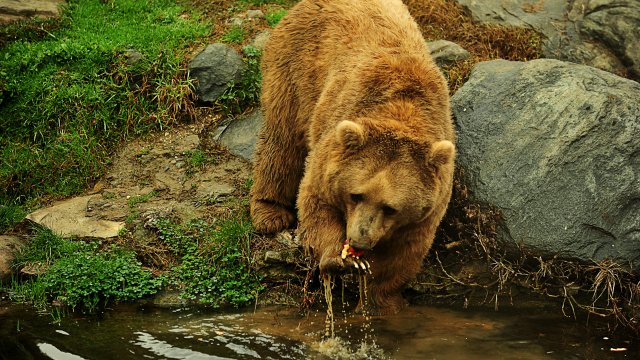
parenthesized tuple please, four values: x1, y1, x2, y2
(0, 301, 637, 360)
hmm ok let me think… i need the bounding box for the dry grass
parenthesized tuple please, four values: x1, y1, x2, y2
(420, 168, 640, 333)
(405, 0, 542, 94)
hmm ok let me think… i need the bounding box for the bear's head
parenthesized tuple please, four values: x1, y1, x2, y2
(328, 120, 455, 251)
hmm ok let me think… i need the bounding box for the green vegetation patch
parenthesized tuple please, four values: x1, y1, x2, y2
(265, 9, 287, 27)
(127, 191, 159, 208)
(0, 204, 26, 233)
(155, 215, 263, 307)
(8, 228, 161, 311)
(0, 0, 210, 208)
(215, 45, 262, 114)
(221, 25, 246, 43)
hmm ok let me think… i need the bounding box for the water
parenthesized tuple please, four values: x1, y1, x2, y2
(1, 300, 637, 359)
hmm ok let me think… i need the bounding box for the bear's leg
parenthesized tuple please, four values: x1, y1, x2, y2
(297, 190, 347, 272)
(359, 233, 430, 315)
(359, 284, 408, 316)
(250, 80, 306, 234)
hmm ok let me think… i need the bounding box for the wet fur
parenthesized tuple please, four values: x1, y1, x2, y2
(250, 0, 455, 315)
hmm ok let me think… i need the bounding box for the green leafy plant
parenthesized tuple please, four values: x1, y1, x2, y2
(8, 228, 162, 311)
(40, 247, 162, 311)
(265, 9, 287, 27)
(155, 216, 263, 307)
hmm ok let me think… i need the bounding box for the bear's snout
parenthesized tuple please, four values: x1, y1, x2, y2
(347, 224, 377, 250)
(350, 238, 373, 250)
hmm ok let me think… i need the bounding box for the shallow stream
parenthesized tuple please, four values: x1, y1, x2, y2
(1, 300, 637, 359)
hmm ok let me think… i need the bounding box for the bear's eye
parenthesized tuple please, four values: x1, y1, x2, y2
(382, 205, 397, 216)
(350, 193, 364, 203)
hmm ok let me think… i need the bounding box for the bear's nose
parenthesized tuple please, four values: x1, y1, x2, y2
(350, 240, 372, 250)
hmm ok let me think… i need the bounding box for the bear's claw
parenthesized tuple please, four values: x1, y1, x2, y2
(320, 255, 371, 275)
(352, 257, 372, 274)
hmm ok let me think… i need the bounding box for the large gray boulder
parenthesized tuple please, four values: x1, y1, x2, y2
(454, 0, 640, 80)
(451, 59, 640, 267)
(189, 44, 246, 103)
(454, 0, 567, 30)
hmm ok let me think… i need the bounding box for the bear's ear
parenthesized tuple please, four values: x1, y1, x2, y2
(429, 140, 455, 167)
(336, 120, 366, 151)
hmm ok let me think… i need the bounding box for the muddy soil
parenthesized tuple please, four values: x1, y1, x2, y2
(90, 116, 252, 229)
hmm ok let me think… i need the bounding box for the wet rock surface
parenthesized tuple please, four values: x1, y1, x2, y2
(451, 58, 640, 266)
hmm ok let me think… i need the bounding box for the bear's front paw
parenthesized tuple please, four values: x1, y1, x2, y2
(320, 254, 371, 275)
(250, 201, 296, 234)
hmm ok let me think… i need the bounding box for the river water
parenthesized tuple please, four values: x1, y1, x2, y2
(1, 300, 637, 359)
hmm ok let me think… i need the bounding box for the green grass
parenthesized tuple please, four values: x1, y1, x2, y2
(0, 204, 26, 233)
(8, 228, 161, 311)
(13, 227, 83, 265)
(236, 0, 286, 7)
(0, 0, 210, 211)
(215, 45, 262, 114)
(127, 191, 159, 207)
(155, 215, 263, 307)
(187, 149, 208, 168)
(265, 9, 287, 27)
(0, 16, 66, 48)
(221, 25, 245, 44)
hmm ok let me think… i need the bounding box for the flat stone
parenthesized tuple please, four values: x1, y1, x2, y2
(196, 181, 235, 199)
(0, 0, 64, 24)
(26, 195, 125, 238)
(252, 30, 270, 52)
(246, 9, 264, 19)
(215, 110, 262, 161)
(427, 40, 470, 66)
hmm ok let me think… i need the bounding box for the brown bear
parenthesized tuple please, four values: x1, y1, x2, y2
(250, 0, 456, 315)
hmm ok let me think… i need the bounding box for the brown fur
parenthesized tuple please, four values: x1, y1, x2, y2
(250, 0, 455, 315)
